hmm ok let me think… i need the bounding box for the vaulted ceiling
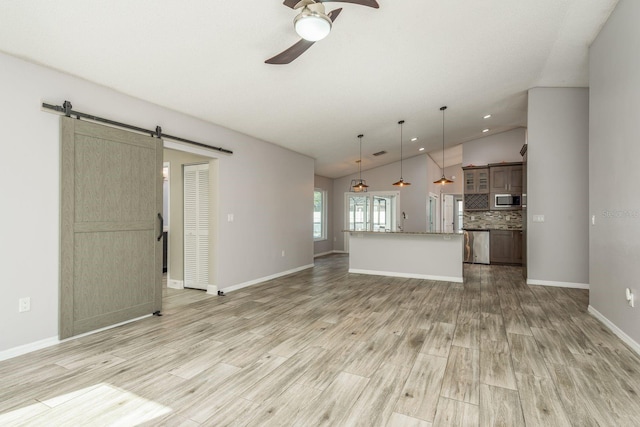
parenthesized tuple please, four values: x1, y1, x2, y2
(0, 0, 617, 177)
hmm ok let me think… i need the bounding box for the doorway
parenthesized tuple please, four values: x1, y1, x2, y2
(163, 148, 217, 293)
(442, 193, 463, 233)
(344, 191, 400, 252)
(427, 193, 439, 232)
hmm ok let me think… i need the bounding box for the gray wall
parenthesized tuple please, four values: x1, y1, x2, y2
(462, 128, 526, 166)
(333, 154, 429, 251)
(0, 51, 314, 353)
(527, 87, 589, 286)
(589, 0, 640, 345)
(314, 175, 334, 256)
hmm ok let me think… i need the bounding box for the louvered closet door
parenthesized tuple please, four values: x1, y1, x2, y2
(184, 163, 209, 290)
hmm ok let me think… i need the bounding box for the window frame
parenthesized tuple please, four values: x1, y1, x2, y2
(344, 191, 401, 233)
(313, 189, 327, 241)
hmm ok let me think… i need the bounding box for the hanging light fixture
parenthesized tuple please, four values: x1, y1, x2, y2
(351, 134, 369, 192)
(434, 106, 454, 185)
(393, 120, 411, 187)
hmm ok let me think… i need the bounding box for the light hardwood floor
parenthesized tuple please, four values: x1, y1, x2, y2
(2, 254, 640, 426)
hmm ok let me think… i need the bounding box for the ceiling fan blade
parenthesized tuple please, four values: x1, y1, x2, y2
(323, 0, 379, 8)
(265, 8, 342, 64)
(327, 7, 343, 21)
(283, 0, 378, 9)
(265, 39, 316, 64)
(283, 0, 301, 8)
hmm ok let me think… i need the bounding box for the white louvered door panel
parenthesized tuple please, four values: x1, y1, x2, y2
(184, 164, 209, 290)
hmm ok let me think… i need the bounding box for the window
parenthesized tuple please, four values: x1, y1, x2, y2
(345, 191, 400, 232)
(313, 189, 327, 240)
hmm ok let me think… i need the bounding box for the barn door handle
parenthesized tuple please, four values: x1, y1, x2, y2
(157, 213, 164, 241)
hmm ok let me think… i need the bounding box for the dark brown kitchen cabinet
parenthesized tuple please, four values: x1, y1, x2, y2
(489, 163, 523, 193)
(463, 167, 489, 194)
(513, 230, 523, 264)
(490, 229, 523, 265)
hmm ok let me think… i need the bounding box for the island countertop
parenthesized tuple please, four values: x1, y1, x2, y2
(343, 230, 463, 236)
(346, 230, 463, 283)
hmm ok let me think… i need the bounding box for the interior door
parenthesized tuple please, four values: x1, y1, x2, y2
(60, 117, 163, 339)
(183, 163, 209, 290)
(428, 193, 438, 232)
(443, 194, 454, 233)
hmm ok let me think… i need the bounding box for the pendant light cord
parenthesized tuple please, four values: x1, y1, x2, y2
(358, 134, 363, 180)
(398, 120, 404, 179)
(440, 106, 447, 175)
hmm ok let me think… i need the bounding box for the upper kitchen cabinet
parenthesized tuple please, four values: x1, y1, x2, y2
(462, 166, 489, 194)
(489, 162, 523, 193)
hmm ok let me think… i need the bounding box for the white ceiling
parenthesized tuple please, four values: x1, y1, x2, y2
(0, 0, 617, 178)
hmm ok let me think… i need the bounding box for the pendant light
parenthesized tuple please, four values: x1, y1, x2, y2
(393, 120, 410, 187)
(352, 134, 369, 192)
(434, 106, 454, 185)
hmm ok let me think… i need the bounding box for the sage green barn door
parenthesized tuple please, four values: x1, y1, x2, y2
(60, 117, 163, 339)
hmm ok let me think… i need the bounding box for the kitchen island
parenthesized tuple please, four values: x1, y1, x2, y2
(345, 231, 464, 283)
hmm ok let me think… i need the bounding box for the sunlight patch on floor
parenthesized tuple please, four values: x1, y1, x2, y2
(0, 383, 172, 426)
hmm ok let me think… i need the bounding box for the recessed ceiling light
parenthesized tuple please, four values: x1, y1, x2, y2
(419, 147, 425, 151)
(482, 128, 490, 133)
(411, 137, 418, 142)
(483, 114, 492, 119)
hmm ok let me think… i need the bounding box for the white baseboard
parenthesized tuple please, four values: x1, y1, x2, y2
(167, 279, 184, 290)
(206, 285, 218, 295)
(333, 250, 348, 254)
(0, 314, 152, 362)
(0, 336, 60, 362)
(314, 251, 334, 258)
(588, 305, 640, 356)
(527, 278, 589, 289)
(349, 268, 463, 283)
(223, 264, 315, 293)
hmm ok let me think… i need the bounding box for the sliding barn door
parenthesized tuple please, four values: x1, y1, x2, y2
(60, 117, 163, 339)
(183, 163, 209, 290)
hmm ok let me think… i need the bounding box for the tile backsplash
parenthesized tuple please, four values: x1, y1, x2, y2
(463, 210, 523, 230)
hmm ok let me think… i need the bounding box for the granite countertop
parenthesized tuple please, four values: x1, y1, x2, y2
(463, 227, 522, 231)
(343, 230, 463, 235)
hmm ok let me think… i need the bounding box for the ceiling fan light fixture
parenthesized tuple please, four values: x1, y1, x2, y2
(294, 7, 332, 41)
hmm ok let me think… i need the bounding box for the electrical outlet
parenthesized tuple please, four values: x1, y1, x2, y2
(19, 297, 30, 312)
(626, 288, 635, 308)
(281, 250, 285, 257)
(592, 215, 596, 225)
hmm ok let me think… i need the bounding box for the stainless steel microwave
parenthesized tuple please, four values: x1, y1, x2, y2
(495, 194, 521, 208)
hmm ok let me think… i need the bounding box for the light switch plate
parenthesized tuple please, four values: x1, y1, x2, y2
(533, 215, 545, 223)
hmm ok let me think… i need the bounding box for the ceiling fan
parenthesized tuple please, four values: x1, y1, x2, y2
(265, 0, 380, 65)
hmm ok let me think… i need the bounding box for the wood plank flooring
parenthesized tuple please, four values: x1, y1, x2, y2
(2, 254, 640, 426)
